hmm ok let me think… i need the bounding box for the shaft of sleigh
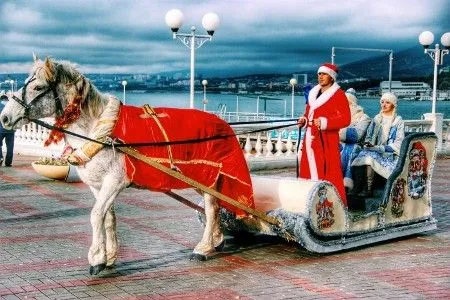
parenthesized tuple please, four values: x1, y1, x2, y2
(119, 147, 280, 226)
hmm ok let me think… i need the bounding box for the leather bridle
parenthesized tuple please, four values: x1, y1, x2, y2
(11, 70, 64, 121)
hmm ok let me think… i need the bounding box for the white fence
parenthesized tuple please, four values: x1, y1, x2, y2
(9, 115, 450, 170)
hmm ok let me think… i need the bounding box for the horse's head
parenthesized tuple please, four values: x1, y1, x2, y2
(0, 55, 86, 130)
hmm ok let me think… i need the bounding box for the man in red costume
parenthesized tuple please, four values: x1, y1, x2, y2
(297, 63, 351, 205)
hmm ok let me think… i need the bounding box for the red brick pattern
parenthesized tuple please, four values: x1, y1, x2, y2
(0, 156, 449, 298)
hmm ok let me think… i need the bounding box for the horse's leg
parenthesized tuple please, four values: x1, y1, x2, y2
(89, 184, 119, 269)
(191, 189, 221, 261)
(104, 205, 118, 267)
(211, 177, 225, 251)
(194, 187, 224, 252)
(212, 207, 225, 251)
(88, 177, 125, 275)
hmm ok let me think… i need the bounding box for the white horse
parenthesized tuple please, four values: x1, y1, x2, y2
(0, 56, 254, 275)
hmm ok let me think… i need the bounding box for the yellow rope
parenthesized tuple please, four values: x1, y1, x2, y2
(141, 104, 176, 167)
(119, 146, 280, 226)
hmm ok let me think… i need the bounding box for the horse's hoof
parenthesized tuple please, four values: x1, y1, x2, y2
(190, 253, 207, 261)
(89, 263, 106, 275)
(214, 240, 226, 252)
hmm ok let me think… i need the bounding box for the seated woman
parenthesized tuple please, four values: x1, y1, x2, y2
(350, 92, 405, 197)
(339, 88, 371, 192)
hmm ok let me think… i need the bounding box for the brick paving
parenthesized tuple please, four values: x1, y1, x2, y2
(0, 154, 449, 299)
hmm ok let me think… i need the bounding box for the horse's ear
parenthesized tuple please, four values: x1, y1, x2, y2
(44, 57, 56, 82)
(32, 52, 39, 62)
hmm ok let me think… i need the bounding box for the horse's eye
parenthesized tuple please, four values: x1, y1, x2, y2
(34, 85, 45, 91)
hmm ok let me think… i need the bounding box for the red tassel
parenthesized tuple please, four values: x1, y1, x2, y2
(44, 95, 83, 146)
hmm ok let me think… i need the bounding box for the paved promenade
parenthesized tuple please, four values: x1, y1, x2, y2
(0, 154, 449, 299)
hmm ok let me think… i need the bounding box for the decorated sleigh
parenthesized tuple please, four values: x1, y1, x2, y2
(214, 132, 438, 253)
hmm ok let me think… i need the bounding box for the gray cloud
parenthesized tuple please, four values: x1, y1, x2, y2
(1, 0, 449, 76)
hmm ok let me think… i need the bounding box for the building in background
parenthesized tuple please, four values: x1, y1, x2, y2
(380, 81, 431, 100)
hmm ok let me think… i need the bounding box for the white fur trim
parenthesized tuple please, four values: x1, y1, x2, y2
(318, 65, 337, 81)
(319, 117, 328, 130)
(346, 93, 358, 106)
(344, 177, 354, 189)
(305, 127, 318, 180)
(308, 83, 340, 112)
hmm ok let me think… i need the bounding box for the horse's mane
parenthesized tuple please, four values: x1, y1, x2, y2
(40, 58, 111, 120)
(39, 58, 121, 142)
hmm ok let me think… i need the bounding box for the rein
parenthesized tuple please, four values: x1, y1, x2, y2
(31, 118, 299, 148)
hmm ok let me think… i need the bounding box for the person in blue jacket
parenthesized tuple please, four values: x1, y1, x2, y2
(0, 94, 15, 167)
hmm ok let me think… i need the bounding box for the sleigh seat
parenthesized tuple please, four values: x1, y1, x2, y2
(347, 132, 437, 217)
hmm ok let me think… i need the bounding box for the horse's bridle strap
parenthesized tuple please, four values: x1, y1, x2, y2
(11, 71, 63, 119)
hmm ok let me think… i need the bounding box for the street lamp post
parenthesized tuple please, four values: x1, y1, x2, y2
(289, 78, 298, 118)
(419, 31, 450, 151)
(418, 31, 450, 114)
(202, 79, 208, 111)
(9, 80, 15, 93)
(165, 9, 220, 109)
(122, 80, 127, 104)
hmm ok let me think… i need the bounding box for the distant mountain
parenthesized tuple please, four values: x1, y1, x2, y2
(339, 46, 449, 80)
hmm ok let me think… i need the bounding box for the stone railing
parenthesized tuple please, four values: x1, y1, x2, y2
(13, 118, 63, 157)
(442, 119, 450, 149)
(11, 116, 450, 169)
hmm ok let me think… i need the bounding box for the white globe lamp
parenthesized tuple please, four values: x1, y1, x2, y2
(165, 9, 184, 33)
(202, 13, 220, 36)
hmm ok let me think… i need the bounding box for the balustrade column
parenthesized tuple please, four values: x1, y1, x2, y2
(285, 130, 294, 156)
(265, 132, 273, 156)
(275, 130, 283, 156)
(423, 113, 444, 150)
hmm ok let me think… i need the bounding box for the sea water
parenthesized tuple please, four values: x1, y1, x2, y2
(109, 90, 450, 120)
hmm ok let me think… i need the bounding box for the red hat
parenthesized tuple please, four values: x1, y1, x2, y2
(317, 63, 339, 81)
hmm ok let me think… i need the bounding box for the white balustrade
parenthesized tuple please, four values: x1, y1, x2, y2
(244, 134, 252, 158)
(275, 130, 283, 156)
(254, 133, 262, 157)
(264, 132, 273, 157)
(443, 119, 450, 149)
(12, 118, 63, 157)
(11, 115, 450, 169)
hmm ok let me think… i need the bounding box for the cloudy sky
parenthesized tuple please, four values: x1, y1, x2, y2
(1, 0, 449, 76)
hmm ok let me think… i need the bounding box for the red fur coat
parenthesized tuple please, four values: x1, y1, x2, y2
(298, 84, 351, 205)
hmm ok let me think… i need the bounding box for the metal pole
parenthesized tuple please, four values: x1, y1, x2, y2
(123, 85, 126, 104)
(388, 52, 393, 92)
(291, 85, 295, 118)
(189, 28, 196, 109)
(203, 84, 206, 111)
(236, 96, 239, 121)
(256, 96, 259, 117)
(332, 46, 393, 91)
(431, 44, 439, 114)
(331, 46, 335, 64)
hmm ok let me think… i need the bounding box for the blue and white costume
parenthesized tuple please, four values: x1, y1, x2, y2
(339, 89, 371, 189)
(351, 113, 405, 179)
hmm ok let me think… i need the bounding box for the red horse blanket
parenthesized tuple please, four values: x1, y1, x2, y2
(111, 105, 255, 217)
